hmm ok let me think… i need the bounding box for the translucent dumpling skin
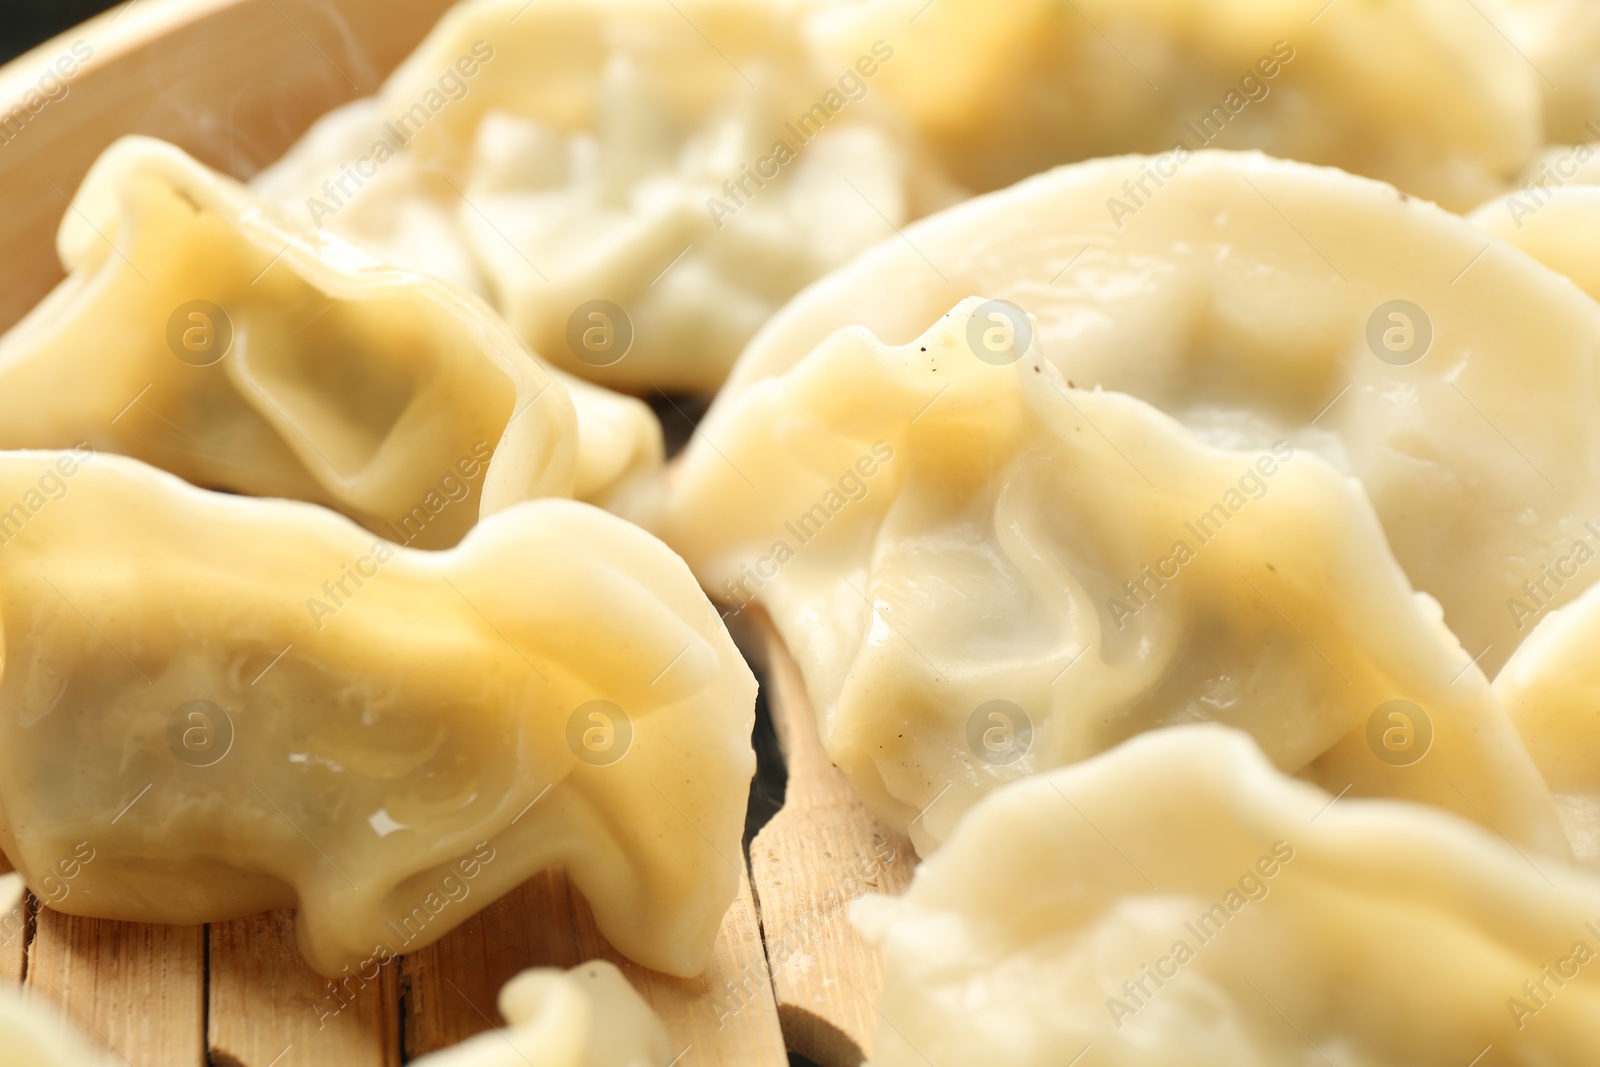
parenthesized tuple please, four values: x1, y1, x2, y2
(855, 726, 1600, 1067)
(711, 152, 1600, 680)
(0, 137, 661, 547)
(0, 451, 754, 978)
(254, 0, 953, 394)
(656, 298, 1565, 858)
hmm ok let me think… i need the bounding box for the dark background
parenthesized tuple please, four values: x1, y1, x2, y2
(2, 0, 121, 63)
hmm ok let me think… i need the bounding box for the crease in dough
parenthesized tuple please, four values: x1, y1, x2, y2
(0, 136, 661, 548)
(411, 961, 672, 1067)
(0, 450, 754, 978)
(854, 724, 1600, 1066)
(253, 0, 957, 393)
(657, 297, 1564, 858)
(705, 150, 1600, 679)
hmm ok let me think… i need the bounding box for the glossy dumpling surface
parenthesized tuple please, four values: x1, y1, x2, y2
(254, 0, 955, 393)
(710, 151, 1600, 679)
(0, 136, 660, 547)
(657, 299, 1564, 857)
(854, 725, 1600, 1066)
(0, 450, 754, 978)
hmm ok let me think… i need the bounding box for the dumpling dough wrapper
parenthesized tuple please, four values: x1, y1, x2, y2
(253, 0, 955, 393)
(855, 725, 1600, 1066)
(701, 151, 1600, 679)
(0, 136, 661, 548)
(0, 450, 754, 978)
(656, 298, 1564, 857)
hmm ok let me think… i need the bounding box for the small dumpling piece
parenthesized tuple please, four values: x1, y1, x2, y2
(0, 985, 119, 1067)
(808, 0, 1541, 209)
(1496, 580, 1600, 865)
(253, 0, 956, 393)
(0, 451, 754, 978)
(411, 961, 673, 1067)
(1471, 182, 1600, 302)
(657, 298, 1564, 857)
(854, 725, 1600, 1067)
(0, 136, 660, 548)
(710, 151, 1600, 679)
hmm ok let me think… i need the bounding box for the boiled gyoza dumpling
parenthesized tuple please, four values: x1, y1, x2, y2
(252, 0, 958, 393)
(706, 151, 1600, 679)
(0, 136, 660, 549)
(809, 0, 1542, 209)
(854, 725, 1600, 1067)
(256, 0, 1547, 396)
(1495, 579, 1600, 865)
(411, 962, 672, 1067)
(0, 450, 754, 978)
(655, 298, 1564, 857)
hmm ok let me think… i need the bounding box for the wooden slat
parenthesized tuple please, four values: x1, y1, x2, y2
(27, 908, 205, 1067)
(748, 615, 917, 1067)
(404, 867, 787, 1066)
(208, 909, 400, 1067)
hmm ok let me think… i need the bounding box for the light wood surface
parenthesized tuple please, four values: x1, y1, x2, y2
(0, 857, 26, 985)
(406, 868, 787, 1066)
(28, 909, 207, 1067)
(748, 614, 918, 1067)
(208, 910, 401, 1067)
